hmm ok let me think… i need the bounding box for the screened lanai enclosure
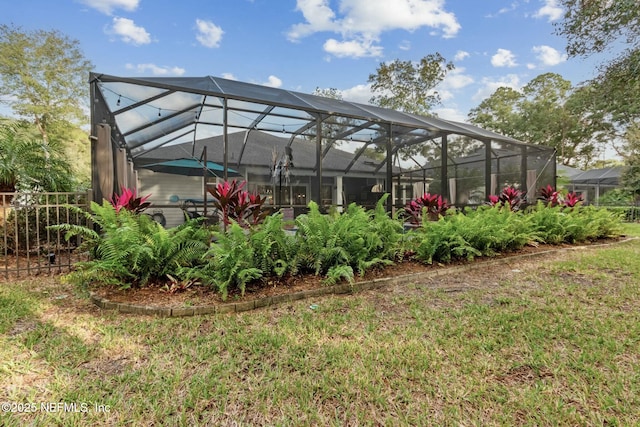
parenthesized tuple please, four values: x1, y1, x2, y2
(90, 73, 556, 226)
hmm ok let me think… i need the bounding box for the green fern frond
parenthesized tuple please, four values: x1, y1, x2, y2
(324, 265, 354, 285)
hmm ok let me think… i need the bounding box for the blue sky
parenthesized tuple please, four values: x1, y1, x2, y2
(3, 0, 606, 122)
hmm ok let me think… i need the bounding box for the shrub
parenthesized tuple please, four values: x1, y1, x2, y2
(539, 185, 560, 207)
(527, 202, 622, 244)
(410, 205, 538, 264)
(563, 191, 583, 208)
(413, 218, 480, 264)
(537, 185, 584, 208)
(109, 186, 151, 213)
(455, 206, 539, 256)
(250, 213, 297, 278)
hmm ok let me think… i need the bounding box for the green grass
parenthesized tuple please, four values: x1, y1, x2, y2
(1, 227, 640, 426)
(621, 221, 640, 237)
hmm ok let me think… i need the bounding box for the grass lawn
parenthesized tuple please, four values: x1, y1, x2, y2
(1, 223, 639, 426)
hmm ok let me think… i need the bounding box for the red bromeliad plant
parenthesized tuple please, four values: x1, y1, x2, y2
(489, 186, 524, 211)
(208, 180, 268, 230)
(404, 192, 450, 224)
(109, 186, 151, 214)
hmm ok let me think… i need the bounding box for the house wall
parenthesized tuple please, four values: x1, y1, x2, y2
(137, 168, 417, 227)
(137, 169, 209, 228)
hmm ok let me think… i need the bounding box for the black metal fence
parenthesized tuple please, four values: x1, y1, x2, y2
(1, 192, 91, 280)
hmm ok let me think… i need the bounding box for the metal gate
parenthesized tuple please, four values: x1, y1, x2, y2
(1, 192, 91, 279)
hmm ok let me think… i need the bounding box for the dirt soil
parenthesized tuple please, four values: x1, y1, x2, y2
(92, 239, 622, 308)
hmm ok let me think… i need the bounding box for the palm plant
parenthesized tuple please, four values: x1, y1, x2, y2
(0, 118, 75, 192)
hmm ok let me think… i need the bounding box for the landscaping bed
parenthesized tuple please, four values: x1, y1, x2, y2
(54, 185, 627, 312)
(89, 238, 623, 313)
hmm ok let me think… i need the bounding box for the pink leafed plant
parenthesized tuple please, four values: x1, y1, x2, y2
(404, 192, 450, 224)
(488, 186, 524, 211)
(563, 191, 583, 208)
(109, 186, 151, 214)
(539, 185, 560, 207)
(208, 180, 268, 229)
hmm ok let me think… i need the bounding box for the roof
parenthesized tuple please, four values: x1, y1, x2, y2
(556, 164, 583, 178)
(570, 166, 624, 186)
(137, 130, 397, 175)
(91, 72, 532, 161)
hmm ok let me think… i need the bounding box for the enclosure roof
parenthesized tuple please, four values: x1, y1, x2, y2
(90, 72, 530, 159)
(570, 166, 623, 186)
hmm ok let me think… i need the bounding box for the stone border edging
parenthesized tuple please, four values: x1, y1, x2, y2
(90, 237, 637, 317)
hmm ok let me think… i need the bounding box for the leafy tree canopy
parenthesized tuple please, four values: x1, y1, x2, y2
(368, 53, 454, 116)
(468, 73, 610, 168)
(555, 0, 639, 58)
(620, 122, 640, 198)
(554, 0, 640, 159)
(0, 24, 94, 143)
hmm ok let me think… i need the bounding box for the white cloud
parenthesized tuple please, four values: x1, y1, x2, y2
(491, 48, 518, 67)
(399, 40, 411, 51)
(432, 107, 467, 122)
(79, 0, 139, 15)
(442, 67, 474, 90)
(454, 50, 469, 61)
(341, 84, 374, 104)
(195, 19, 224, 48)
(288, 0, 338, 40)
(472, 74, 521, 103)
(262, 75, 283, 88)
(486, 3, 518, 18)
(221, 73, 237, 80)
(110, 17, 151, 45)
(532, 45, 567, 66)
(323, 38, 383, 58)
(534, 0, 563, 22)
(125, 63, 186, 76)
(288, 0, 461, 58)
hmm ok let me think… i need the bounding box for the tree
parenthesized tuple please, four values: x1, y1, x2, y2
(555, 0, 639, 58)
(468, 73, 608, 167)
(620, 122, 640, 200)
(368, 53, 454, 116)
(468, 87, 522, 137)
(554, 0, 640, 153)
(0, 24, 94, 144)
(555, 0, 640, 194)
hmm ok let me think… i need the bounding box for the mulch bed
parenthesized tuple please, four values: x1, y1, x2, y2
(92, 239, 622, 309)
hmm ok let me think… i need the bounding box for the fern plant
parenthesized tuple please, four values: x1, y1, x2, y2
(414, 218, 480, 264)
(294, 195, 402, 280)
(194, 222, 262, 300)
(50, 201, 212, 289)
(250, 213, 297, 277)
